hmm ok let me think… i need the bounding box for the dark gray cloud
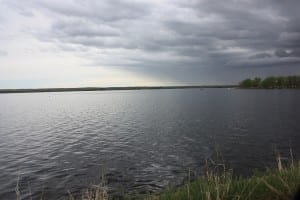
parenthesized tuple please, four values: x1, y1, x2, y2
(3, 0, 300, 84)
(249, 53, 272, 60)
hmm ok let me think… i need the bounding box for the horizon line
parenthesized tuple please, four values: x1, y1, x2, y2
(0, 85, 238, 94)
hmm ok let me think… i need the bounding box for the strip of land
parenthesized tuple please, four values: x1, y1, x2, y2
(0, 85, 237, 94)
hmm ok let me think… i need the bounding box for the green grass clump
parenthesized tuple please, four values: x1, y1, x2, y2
(76, 159, 299, 200)
(147, 161, 300, 200)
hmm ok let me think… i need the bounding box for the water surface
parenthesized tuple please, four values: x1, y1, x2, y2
(0, 89, 299, 199)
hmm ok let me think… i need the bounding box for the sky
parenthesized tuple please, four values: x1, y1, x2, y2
(0, 0, 299, 88)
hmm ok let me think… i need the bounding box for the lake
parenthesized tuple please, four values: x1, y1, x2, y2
(0, 88, 299, 199)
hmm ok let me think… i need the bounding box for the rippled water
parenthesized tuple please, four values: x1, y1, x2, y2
(0, 89, 299, 199)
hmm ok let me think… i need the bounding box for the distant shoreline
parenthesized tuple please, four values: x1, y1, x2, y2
(0, 85, 238, 94)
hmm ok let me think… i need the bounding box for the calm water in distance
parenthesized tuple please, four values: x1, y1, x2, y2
(0, 88, 299, 199)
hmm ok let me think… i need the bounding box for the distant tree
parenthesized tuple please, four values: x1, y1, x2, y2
(252, 77, 261, 88)
(296, 76, 300, 87)
(239, 75, 300, 88)
(261, 76, 276, 88)
(276, 76, 286, 88)
(240, 78, 253, 88)
(289, 76, 299, 88)
(285, 76, 294, 88)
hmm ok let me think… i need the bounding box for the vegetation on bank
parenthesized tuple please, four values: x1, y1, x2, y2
(76, 158, 300, 200)
(239, 75, 300, 89)
(148, 162, 300, 200)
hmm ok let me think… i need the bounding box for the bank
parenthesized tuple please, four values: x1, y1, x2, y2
(79, 160, 300, 200)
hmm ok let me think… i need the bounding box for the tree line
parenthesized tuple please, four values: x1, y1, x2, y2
(239, 75, 300, 88)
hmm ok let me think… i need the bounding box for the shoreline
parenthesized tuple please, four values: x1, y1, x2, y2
(0, 85, 237, 94)
(149, 161, 300, 200)
(72, 160, 299, 200)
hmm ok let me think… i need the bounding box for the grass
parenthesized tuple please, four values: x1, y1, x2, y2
(69, 174, 108, 200)
(146, 158, 300, 200)
(76, 157, 300, 200)
(75, 185, 108, 200)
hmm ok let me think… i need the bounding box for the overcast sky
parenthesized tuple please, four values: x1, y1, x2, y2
(0, 0, 299, 88)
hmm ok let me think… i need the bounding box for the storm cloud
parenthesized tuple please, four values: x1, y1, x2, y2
(0, 0, 300, 87)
